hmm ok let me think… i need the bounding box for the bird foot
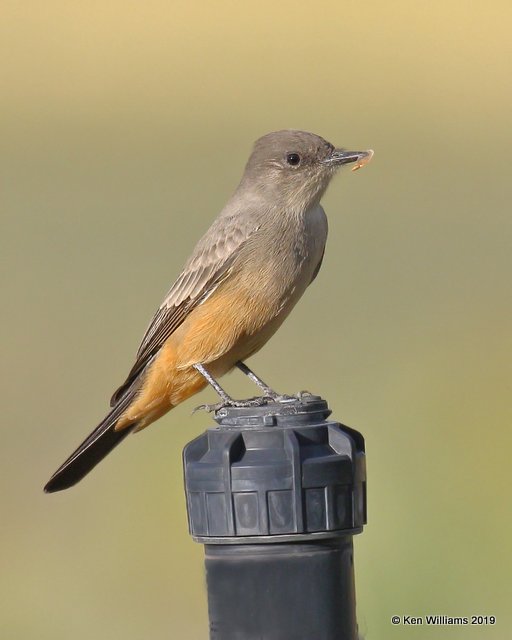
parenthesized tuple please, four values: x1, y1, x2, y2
(260, 391, 314, 403)
(193, 395, 272, 414)
(192, 391, 317, 414)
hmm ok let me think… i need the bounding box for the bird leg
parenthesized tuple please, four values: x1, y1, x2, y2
(193, 363, 232, 404)
(236, 361, 297, 402)
(235, 361, 280, 399)
(193, 363, 269, 413)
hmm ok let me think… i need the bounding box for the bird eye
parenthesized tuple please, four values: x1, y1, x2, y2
(286, 153, 301, 166)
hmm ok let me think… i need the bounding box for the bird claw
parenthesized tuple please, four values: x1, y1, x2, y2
(192, 403, 216, 414)
(193, 395, 273, 414)
(232, 397, 270, 408)
(193, 391, 317, 414)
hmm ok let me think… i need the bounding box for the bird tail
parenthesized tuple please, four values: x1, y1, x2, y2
(44, 390, 138, 493)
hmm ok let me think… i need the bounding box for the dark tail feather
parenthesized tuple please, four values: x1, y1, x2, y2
(44, 392, 138, 493)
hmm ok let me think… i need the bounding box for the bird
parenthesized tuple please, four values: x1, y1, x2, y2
(44, 130, 373, 493)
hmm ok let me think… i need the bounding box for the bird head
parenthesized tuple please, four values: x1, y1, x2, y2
(241, 130, 373, 211)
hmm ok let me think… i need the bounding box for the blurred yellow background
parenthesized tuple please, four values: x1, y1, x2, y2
(2, 2, 511, 638)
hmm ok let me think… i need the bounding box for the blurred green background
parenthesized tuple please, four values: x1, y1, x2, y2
(2, 2, 511, 638)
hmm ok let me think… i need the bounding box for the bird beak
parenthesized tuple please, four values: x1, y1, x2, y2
(324, 148, 374, 170)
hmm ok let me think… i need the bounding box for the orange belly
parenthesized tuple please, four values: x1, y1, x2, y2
(115, 282, 284, 431)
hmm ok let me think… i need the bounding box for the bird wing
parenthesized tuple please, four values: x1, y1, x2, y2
(110, 213, 258, 405)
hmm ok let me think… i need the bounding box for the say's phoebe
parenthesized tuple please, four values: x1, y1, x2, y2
(45, 130, 373, 493)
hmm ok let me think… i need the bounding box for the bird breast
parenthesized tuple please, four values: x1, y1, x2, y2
(235, 203, 328, 313)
